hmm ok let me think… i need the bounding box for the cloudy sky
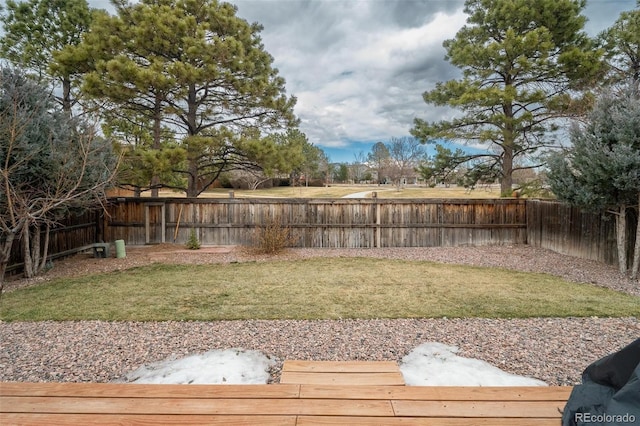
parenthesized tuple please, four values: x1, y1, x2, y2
(88, 0, 637, 162)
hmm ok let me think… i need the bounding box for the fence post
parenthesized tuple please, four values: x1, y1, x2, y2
(161, 203, 166, 243)
(375, 197, 381, 248)
(144, 204, 150, 244)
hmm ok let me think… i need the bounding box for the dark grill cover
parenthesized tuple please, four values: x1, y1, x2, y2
(562, 338, 640, 426)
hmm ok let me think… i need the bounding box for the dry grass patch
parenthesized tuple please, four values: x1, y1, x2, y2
(374, 186, 500, 199)
(160, 185, 503, 199)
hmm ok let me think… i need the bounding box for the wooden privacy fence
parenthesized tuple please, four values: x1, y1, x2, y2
(5, 210, 103, 273)
(103, 198, 528, 248)
(5, 198, 637, 271)
(527, 199, 637, 267)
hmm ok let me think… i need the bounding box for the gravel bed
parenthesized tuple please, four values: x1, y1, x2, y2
(1, 318, 638, 386)
(1, 245, 639, 386)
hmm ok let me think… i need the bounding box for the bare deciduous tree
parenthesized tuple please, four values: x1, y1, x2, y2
(0, 68, 119, 289)
(386, 137, 427, 190)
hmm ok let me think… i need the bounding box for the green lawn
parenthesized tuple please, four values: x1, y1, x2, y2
(2, 258, 638, 321)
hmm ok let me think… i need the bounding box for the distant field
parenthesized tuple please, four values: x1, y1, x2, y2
(151, 184, 502, 199)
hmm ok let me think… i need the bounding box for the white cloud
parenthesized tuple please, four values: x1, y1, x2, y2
(232, 1, 470, 153)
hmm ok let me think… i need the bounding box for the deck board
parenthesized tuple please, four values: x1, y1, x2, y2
(299, 384, 572, 401)
(283, 360, 400, 373)
(391, 400, 565, 417)
(0, 382, 301, 398)
(296, 417, 563, 425)
(280, 371, 406, 386)
(1, 413, 298, 425)
(3, 396, 394, 416)
(281, 360, 406, 386)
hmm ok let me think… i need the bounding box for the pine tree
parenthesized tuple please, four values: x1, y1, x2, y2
(412, 0, 602, 196)
(547, 85, 640, 278)
(0, 0, 93, 112)
(79, 0, 297, 197)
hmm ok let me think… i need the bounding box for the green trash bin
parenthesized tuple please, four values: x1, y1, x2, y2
(115, 240, 126, 258)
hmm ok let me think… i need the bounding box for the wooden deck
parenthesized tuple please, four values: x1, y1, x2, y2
(0, 361, 572, 425)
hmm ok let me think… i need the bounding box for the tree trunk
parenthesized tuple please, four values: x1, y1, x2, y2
(500, 148, 514, 196)
(151, 93, 163, 198)
(0, 232, 16, 293)
(501, 101, 515, 196)
(22, 224, 34, 278)
(38, 224, 50, 274)
(150, 175, 160, 198)
(185, 83, 200, 198)
(631, 193, 640, 280)
(186, 159, 199, 197)
(615, 205, 628, 275)
(62, 77, 72, 114)
(21, 223, 49, 278)
(31, 224, 41, 275)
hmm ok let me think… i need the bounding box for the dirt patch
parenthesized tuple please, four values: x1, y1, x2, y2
(3, 244, 238, 293)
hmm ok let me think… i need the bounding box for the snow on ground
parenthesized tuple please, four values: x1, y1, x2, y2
(399, 342, 547, 386)
(121, 342, 547, 386)
(123, 349, 274, 384)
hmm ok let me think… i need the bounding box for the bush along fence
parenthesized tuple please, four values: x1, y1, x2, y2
(5, 198, 637, 272)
